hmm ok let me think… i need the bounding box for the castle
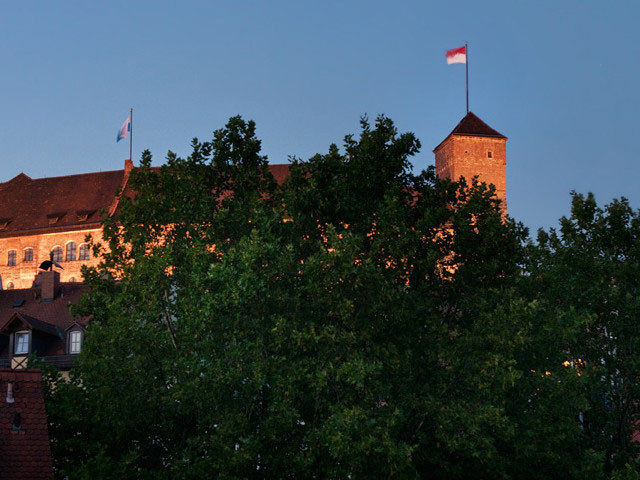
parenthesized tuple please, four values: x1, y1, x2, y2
(0, 111, 507, 370)
(0, 111, 507, 291)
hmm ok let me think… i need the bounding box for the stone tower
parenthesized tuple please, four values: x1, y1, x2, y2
(433, 112, 508, 214)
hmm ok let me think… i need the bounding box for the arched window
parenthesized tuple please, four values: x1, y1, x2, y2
(23, 248, 33, 262)
(7, 251, 16, 266)
(7, 282, 14, 290)
(65, 242, 77, 262)
(78, 243, 90, 261)
(51, 246, 63, 263)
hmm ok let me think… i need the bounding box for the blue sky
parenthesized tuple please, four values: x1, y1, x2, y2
(1, 1, 638, 233)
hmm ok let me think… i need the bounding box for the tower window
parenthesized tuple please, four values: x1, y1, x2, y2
(7, 250, 16, 266)
(24, 248, 33, 262)
(487, 151, 493, 158)
(66, 242, 77, 261)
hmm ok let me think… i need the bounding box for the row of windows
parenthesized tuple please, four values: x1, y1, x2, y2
(14, 330, 82, 355)
(6, 243, 91, 266)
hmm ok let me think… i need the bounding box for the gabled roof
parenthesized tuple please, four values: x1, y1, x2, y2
(0, 284, 87, 333)
(0, 312, 61, 338)
(433, 112, 507, 152)
(0, 369, 54, 479)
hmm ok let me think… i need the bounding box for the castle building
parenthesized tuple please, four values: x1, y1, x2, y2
(0, 112, 507, 369)
(0, 160, 136, 290)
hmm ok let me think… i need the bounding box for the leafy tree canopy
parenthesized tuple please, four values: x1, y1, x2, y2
(43, 116, 627, 479)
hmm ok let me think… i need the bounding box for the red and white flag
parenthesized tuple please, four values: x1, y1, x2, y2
(445, 45, 466, 65)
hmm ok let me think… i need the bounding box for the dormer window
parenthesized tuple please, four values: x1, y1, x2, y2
(7, 250, 16, 266)
(14, 331, 30, 355)
(75, 210, 95, 222)
(69, 330, 82, 354)
(0, 218, 12, 230)
(46, 212, 65, 225)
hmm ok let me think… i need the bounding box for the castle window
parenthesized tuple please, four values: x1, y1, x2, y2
(24, 248, 33, 262)
(51, 246, 63, 263)
(7, 283, 14, 290)
(7, 250, 16, 266)
(66, 242, 77, 261)
(14, 331, 30, 355)
(69, 330, 82, 354)
(79, 243, 90, 261)
(487, 151, 493, 158)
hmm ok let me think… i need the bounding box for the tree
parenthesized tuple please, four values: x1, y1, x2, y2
(45, 116, 592, 479)
(528, 192, 640, 476)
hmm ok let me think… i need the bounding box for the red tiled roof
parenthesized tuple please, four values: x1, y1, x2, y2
(0, 285, 86, 332)
(0, 369, 54, 479)
(0, 169, 126, 237)
(268, 164, 291, 185)
(0, 163, 291, 238)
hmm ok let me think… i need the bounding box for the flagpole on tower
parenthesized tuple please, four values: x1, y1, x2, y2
(465, 42, 469, 114)
(130, 107, 133, 162)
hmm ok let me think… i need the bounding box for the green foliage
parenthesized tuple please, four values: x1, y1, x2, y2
(43, 116, 634, 479)
(529, 192, 640, 474)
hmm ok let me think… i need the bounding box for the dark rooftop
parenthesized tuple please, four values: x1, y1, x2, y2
(0, 369, 54, 479)
(448, 111, 506, 139)
(0, 283, 87, 333)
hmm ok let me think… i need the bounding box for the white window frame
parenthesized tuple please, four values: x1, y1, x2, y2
(14, 331, 30, 355)
(69, 330, 82, 354)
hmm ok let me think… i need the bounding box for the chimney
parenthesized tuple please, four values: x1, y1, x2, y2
(124, 158, 134, 174)
(36, 271, 60, 303)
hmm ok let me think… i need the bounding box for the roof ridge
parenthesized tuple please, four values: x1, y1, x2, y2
(5, 167, 126, 184)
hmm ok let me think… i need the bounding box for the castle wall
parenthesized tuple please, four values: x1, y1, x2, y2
(0, 228, 103, 289)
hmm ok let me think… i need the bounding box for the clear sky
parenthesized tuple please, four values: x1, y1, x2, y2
(1, 1, 638, 233)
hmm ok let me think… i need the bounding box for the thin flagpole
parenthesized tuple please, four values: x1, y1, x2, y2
(129, 107, 133, 162)
(465, 42, 469, 114)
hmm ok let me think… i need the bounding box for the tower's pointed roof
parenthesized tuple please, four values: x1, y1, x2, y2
(449, 111, 506, 138)
(434, 111, 506, 152)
